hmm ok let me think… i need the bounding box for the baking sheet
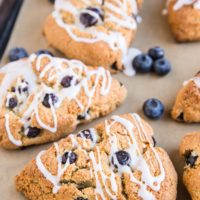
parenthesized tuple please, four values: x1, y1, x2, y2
(0, 0, 200, 199)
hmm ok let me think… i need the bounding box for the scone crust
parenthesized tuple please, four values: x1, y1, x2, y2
(43, 0, 142, 71)
(16, 113, 177, 200)
(171, 72, 200, 122)
(168, 0, 200, 42)
(0, 55, 127, 149)
(180, 132, 200, 200)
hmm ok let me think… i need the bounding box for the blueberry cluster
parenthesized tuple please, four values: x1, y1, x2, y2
(133, 47, 171, 76)
(8, 48, 54, 62)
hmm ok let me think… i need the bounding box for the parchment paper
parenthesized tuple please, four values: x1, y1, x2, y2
(0, 0, 200, 199)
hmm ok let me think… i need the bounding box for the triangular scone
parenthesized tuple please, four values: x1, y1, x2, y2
(43, 0, 142, 71)
(0, 54, 127, 149)
(171, 72, 200, 122)
(16, 113, 177, 200)
(166, 0, 200, 42)
(180, 132, 200, 200)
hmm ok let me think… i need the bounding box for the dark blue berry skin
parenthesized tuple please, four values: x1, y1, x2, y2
(153, 58, 171, 76)
(8, 47, 28, 61)
(77, 129, 93, 141)
(8, 98, 18, 109)
(132, 54, 153, 73)
(35, 49, 54, 57)
(61, 152, 77, 165)
(60, 76, 73, 88)
(27, 127, 41, 138)
(75, 198, 88, 200)
(42, 93, 58, 108)
(115, 151, 131, 166)
(148, 47, 165, 60)
(80, 7, 103, 27)
(143, 98, 164, 120)
(184, 150, 198, 167)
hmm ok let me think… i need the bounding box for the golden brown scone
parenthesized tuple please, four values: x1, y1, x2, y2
(0, 53, 127, 149)
(43, 0, 142, 72)
(180, 132, 200, 200)
(171, 71, 200, 122)
(167, 0, 200, 42)
(16, 113, 177, 200)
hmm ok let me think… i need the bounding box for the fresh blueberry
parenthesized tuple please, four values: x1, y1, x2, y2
(77, 129, 93, 141)
(153, 58, 171, 76)
(148, 47, 165, 60)
(132, 54, 153, 73)
(80, 7, 103, 27)
(75, 198, 88, 200)
(42, 93, 58, 108)
(60, 76, 73, 88)
(8, 47, 28, 61)
(184, 150, 198, 167)
(61, 152, 77, 165)
(143, 98, 164, 120)
(35, 49, 54, 57)
(8, 97, 18, 109)
(115, 151, 131, 166)
(27, 127, 41, 138)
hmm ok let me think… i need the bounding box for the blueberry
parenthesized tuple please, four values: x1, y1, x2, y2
(153, 58, 171, 76)
(42, 93, 58, 108)
(35, 49, 54, 57)
(8, 47, 28, 62)
(8, 97, 18, 109)
(184, 150, 198, 167)
(143, 98, 164, 120)
(148, 47, 165, 60)
(61, 152, 77, 164)
(75, 198, 88, 200)
(27, 127, 41, 138)
(80, 7, 103, 27)
(60, 76, 73, 88)
(115, 151, 131, 166)
(132, 54, 153, 73)
(77, 129, 93, 141)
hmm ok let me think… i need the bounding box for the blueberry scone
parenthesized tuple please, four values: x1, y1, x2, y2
(43, 0, 142, 72)
(166, 0, 200, 42)
(0, 53, 127, 149)
(180, 132, 200, 200)
(171, 71, 200, 122)
(15, 113, 177, 200)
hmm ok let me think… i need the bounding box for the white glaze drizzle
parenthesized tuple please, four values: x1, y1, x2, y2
(0, 54, 112, 146)
(183, 76, 200, 87)
(35, 113, 165, 199)
(122, 47, 141, 76)
(53, 0, 139, 57)
(164, 0, 200, 13)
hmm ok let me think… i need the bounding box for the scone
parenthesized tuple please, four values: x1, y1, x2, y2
(0, 53, 127, 149)
(15, 113, 177, 200)
(180, 132, 200, 200)
(166, 0, 200, 42)
(43, 0, 142, 72)
(171, 71, 200, 122)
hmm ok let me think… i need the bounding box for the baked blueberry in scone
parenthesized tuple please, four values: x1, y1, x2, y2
(166, 0, 200, 42)
(171, 71, 200, 122)
(43, 0, 142, 72)
(180, 132, 200, 200)
(0, 53, 127, 149)
(15, 113, 177, 200)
